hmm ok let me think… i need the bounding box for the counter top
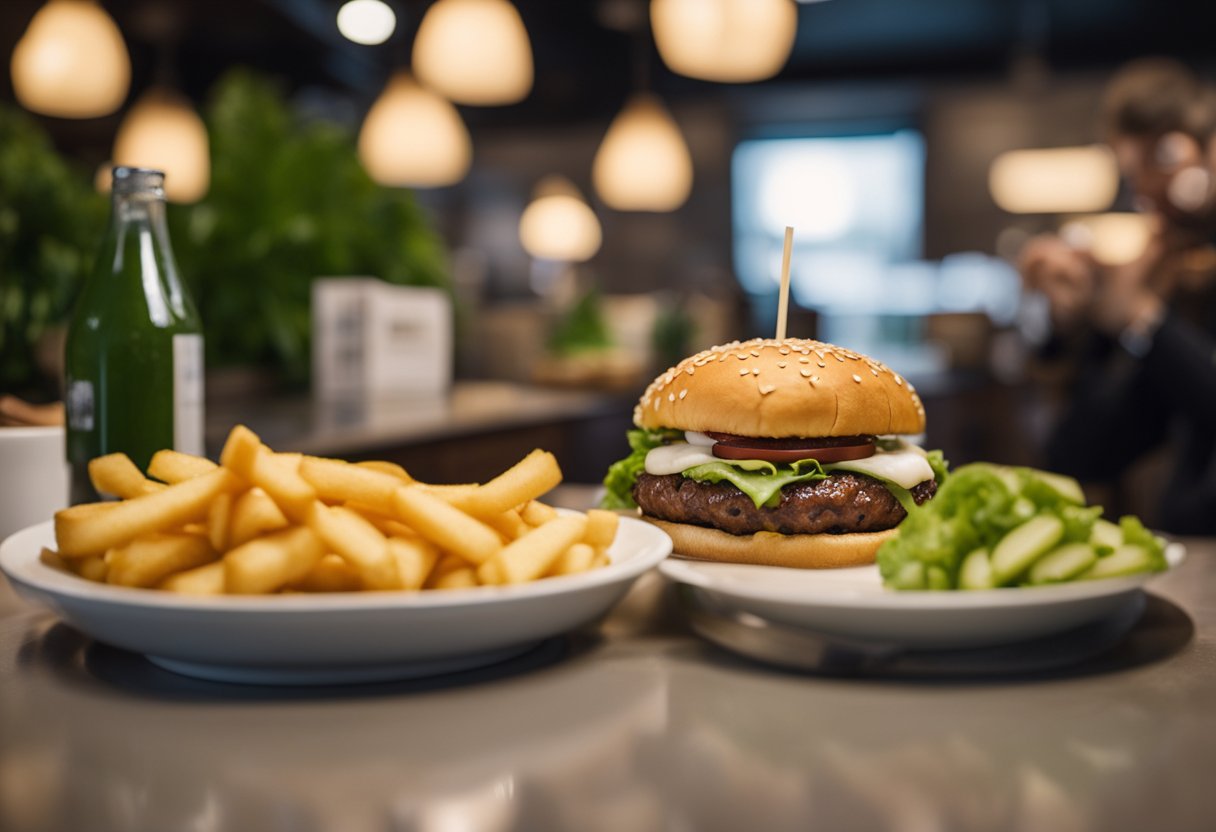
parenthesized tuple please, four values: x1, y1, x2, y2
(1, 489, 1213, 832)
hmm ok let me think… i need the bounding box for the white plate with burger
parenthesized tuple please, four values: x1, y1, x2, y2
(605, 337, 1182, 650)
(0, 514, 672, 685)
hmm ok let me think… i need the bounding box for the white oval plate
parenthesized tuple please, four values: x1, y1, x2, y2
(0, 515, 671, 685)
(659, 543, 1185, 650)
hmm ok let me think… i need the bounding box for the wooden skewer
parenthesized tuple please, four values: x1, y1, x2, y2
(775, 226, 794, 341)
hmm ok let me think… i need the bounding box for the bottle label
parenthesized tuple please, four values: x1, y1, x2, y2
(66, 380, 95, 431)
(173, 334, 205, 456)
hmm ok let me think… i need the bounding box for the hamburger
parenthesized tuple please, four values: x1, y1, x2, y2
(601, 338, 947, 567)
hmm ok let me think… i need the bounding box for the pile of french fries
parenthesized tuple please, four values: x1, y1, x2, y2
(45, 425, 619, 595)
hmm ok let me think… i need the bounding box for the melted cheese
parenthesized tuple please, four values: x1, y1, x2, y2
(827, 451, 933, 490)
(645, 443, 719, 475)
(644, 441, 934, 488)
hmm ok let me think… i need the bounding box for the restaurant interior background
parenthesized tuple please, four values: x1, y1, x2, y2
(1, 0, 1211, 524)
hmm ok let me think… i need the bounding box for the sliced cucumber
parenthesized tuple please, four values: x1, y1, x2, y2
(959, 547, 996, 590)
(1079, 544, 1155, 580)
(1027, 543, 1098, 585)
(1090, 518, 1122, 551)
(991, 515, 1065, 585)
(1026, 469, 1086, 505)
(926, 565, 951, 590)
(892, 561, 926, 590)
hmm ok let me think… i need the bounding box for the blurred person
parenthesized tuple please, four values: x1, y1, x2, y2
(1019, 58, 1216, 534)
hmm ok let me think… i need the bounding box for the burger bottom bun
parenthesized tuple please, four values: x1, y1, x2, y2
(646, 518, 896, 569)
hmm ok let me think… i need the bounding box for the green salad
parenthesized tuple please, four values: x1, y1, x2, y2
(877, 463, 1169, 590)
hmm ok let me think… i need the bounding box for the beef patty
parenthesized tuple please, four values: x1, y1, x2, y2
(633, 472, 937, 536)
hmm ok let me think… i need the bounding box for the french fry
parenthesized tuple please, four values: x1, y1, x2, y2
(480, 515, 587, 585)
(426, 554, 478, 590)
(207, 492, 233, 552)
(65, 553, 109, 582)
(229, 488, 289, 547)
(89, 453, 165, 498)
(148, 450, 217, 483)
(520, 500, 559, 526)
(299, 457, 401, 514)
(388, 536, 440, 590)
(293, 554, 363, 592)
(355, 460, 413, 482)
(483, 508, 529, 542)
(224, 526, 324, 594)
(107, 533, 217, 588)
(221, 427, 315, 524)
(55, 467, 241, 557)
(160, 561, 226, 595)
(443, 449, 562, 517)
(392, 486, 503, 566)
(547, 542, 596, 577)
(583, 510, 620, 549)
(307, 504, 401, 590)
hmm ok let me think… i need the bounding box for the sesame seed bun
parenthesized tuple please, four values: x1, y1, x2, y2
(647, 519, 895, 568)
(633, 338, 924, 438)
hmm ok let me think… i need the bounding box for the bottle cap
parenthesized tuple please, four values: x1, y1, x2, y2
(111, 166, 166, 197)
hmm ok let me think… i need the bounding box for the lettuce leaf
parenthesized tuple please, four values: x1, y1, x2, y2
(682, 460, 829, 508)
(599, 429, 682, 509)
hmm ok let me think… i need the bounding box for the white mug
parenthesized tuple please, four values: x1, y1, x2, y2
(0, 426, 68, 542)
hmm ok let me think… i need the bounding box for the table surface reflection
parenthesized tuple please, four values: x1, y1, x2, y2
(2, 487, 1213, 832)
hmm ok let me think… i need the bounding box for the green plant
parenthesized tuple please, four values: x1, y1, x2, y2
(170, 69, 451, 383)
(0, 105, 106, 396)
(547, 285, 613, 356)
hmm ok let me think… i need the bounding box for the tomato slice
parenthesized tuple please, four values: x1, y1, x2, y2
(709, 434, 876, 464)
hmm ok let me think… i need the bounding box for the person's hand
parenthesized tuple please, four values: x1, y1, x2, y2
(1018, 234, 1095, 332)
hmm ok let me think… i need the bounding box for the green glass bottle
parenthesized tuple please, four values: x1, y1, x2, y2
(65, 167, 204, 505)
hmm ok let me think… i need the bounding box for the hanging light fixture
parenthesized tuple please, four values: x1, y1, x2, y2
(10, 0, 131, 118)
(358, 71, 472, 188)
(519, 177, 603, 262)
(337, 0, 397, 45)
(112, 87, 210, 203)
(650, 0, 797, 84)
(412, 0, 533, 106)
(988, 145, 1119, 214)
(593, 93, 693, 212)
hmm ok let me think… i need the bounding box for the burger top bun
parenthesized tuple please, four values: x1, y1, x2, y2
(634, 338, 924, 438)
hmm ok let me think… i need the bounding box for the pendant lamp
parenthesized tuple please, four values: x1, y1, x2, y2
(412, 0, 533, 105)
(112, 87, 210, 203)
(10, 0, 131, 118)
(519, 177, 603, 262)
(650, 0, 797, 84)
(358, 71, 472, 188)
(593, 93, 693, 212)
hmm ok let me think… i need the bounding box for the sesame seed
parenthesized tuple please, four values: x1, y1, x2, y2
(779, 348, 790, 355)
(687, 367, 695, 375)
(894, 375, 903, 386)
(736, 353, 748, 360)
(817, 361, 826, 368)
(800, 368, 811, 377)
(750, 350, 761, 357)
(853, 374, 862, 383)
(871, 368, 879, 376)
(835, 354, 846, 362)
(751, 368, 760, 376)
(810, 375, 820, 384)
(679, 389, 688, 400)
(759, 384, 776, 395)
(668, 393, 675, 402)
(799, 357, 810, 364)
(777, 361, 787, 368)
(738, 368, 749, 376)
(653, 399, 660, 410)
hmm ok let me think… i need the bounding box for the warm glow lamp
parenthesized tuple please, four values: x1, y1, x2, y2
(1059, 213, 1153, 266)
(519, 177, 603, 262)
(358, 71, 472, 188)
(988, 145, 1119, 214)
(593, 93, 693, 212)
(650, 0, 798, 84)
(337, 0, 396, 45)
(112, 88, 210, 203)
(10, 0, 131, 118)
(412, 0, 533, 105)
